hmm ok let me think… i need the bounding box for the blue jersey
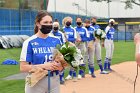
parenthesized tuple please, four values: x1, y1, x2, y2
(63, 26, 77, 42)
(86, 26, 95, 41)
(91, 24, 100, 30)
(20, 35, 61, 65)
(74, 26, 89, 42)
(51, 30, 66, 44)
(105, 26, 115, 40)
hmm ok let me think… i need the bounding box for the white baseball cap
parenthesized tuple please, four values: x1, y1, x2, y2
(109, 19, 115, 23)
(53, 22, 59, 27)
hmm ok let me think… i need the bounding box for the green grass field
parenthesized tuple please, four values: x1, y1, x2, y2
(0, 41, 135, 93)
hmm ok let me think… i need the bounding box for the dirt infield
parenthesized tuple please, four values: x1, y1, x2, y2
(60, 61, 140, 93)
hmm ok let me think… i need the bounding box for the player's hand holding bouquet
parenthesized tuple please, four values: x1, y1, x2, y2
(94, 29, 106, 40)
(94, 29, 106, 47)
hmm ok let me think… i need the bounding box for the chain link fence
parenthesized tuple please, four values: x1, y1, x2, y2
(0, 0, 139, 41)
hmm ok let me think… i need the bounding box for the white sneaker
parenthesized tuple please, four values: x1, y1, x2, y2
(78, 75, 82, 80)
(100, 71, 109, 74)
(89, 70, 91, 75)
(65, 75, 72, 80)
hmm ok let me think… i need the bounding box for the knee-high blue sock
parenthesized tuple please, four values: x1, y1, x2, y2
(69, 70, 73, 76)
(108, 59, 111, 70)
(73, 70, 77, 77)
(88, 65, 94, 74)
(104, 58, 108, 70)
(60, 71, 64, 81)
(97, 60, 104, 71)
(79, 69, 84, 75)
(79, 64, 86, 75)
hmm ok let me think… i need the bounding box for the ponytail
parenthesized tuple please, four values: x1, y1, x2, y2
(34, 26, 38, 34)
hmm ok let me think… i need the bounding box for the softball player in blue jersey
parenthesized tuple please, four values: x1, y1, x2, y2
(74, 17, 89, 79)
(62, 17, 79, 81)
(51, 22, 66, 44)
(91, 17, 100, 29)
(84, 19, 96, 78)
(104, 19, 116, 72)
(91, 17, 108, 74)
(20, 11, 63, 93)
(51, 21, 66, 84)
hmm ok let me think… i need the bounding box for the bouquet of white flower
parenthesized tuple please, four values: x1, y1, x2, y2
(56, 42, 85, 70)
(94, 29, 106, 40)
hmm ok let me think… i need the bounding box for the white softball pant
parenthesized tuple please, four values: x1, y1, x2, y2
(86, 40, 94, 66)
(94, 41, 101, 61)
(76, 42, 87, 63)
(25, 75, 60, 93)
(104, 39, 114, 59)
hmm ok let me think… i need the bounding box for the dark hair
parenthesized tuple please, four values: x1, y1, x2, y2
(76, 17, 82, 21)
(91, 17, 97, 20)
(34, 11, 52, 34)
(54, 19, 58, 22)
(84, 19, 90, 23)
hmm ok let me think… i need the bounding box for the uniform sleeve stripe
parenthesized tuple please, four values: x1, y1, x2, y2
(72, 27, 77, 39)
(105, 26, 110, 33)
(20, 35, 37, 62)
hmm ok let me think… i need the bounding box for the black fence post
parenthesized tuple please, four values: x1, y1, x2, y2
(125, 23, 126, 42)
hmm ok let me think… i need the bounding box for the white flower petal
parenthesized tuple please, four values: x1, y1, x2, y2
(96, 29, 102, 35)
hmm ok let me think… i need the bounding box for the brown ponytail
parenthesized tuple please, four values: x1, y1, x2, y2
(34, 26, 38, 34)
(34, 11, 52, 34)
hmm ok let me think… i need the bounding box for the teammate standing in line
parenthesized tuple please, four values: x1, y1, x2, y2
(51, 21, 66, 44)
(84, 19, 96, 78)
(62, 16, 79, 81)
(91, 17, 100, 29)
(20, 11, 63, 93)
(91, 17, 108, 74)
(51, 21, 66, 84)
(104, 19, 116, 72)
(74, 17, 89, 79)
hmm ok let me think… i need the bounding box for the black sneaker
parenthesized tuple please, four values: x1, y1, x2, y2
(60, 80, 65, 84)
(91, 74, 96, 78)
(82, 73, 85, 78)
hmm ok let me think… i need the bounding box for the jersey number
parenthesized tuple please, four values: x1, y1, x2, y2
(45, 54, 53, 62)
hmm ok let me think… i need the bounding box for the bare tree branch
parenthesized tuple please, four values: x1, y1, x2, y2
(131, 0, 140, 6)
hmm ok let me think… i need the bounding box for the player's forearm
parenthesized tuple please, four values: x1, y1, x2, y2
(20, 61, 46, 72)
(135, 42, 140, 67)
(20, 61, 32, 72)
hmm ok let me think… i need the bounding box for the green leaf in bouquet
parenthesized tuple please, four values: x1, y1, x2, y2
(65, 42, 69, 48)
(59, 47, 67, 55)
(79, 65, 86, 72)
(73, 67, 78, 72)
(64, 54, 71, 61)
(64, 54, 75, 64)
(67, 46, 76, 55)
(56, 44, 61, 50)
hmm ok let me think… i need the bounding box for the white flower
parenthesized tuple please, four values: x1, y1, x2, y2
(96, 29, 102, 35)
(101, 32, 106, 38)
(73, 48, 84, 65)
(71, 61, 79, 67)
